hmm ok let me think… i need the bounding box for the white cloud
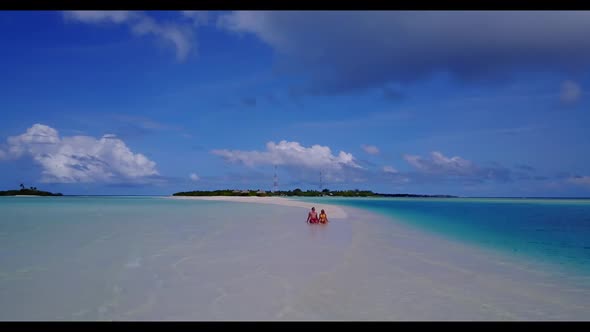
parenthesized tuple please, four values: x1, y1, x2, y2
(217, 11, 288, 49)
(212, 140, 363, 183)
(560, 80, 582, 104)
(6, 124, 60, 159)
(404, 151, 476, 176)
(567, 176, 590, 186)
(63, 10, 193, 61)
(212, 140, 362, 170)
(190, 173, 200, 181)
(383, 165, 398, 174)
(1, 124, 159, 183)
(361, 144, 380, 155)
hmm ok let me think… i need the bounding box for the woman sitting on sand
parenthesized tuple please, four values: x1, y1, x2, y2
(307, 207, 319, 224)
(319, 209, 328, 224)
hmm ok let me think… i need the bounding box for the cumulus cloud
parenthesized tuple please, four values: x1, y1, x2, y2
(383, 165, 398, 174)
(63, 10, 193, 61)
(212, 140, 363, 183)
(404, 151, 511, 183)
(361, 144, 380, 155)
(218, 11, 590, 95)
(1, 124, 159, 183)
(567, 175, 590, 186)
(560, 80, 582, 104)
(212, 140, 361, 170)
(190, 173, 200, 181)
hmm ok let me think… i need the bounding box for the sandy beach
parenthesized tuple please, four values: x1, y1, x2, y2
(170, 196, 348, 219)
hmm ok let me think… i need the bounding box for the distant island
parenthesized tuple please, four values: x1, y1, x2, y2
(173, 189, 456, 198)
(0, 184, 63, 197)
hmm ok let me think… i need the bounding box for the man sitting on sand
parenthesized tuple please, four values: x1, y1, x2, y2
(307, 207, 319, 224)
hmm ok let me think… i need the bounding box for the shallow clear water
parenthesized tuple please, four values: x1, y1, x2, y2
(0, 196, 352, 320)
(293, 197, 590, 275)
(1, 196, 589, 320)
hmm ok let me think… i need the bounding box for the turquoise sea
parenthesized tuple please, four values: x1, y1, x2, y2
(295, 197, 590, 275)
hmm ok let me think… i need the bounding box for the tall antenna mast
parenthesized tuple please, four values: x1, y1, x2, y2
(273, 165, 279, 192)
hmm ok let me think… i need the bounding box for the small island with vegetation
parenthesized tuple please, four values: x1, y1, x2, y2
(0, 184, 63, 196)
(173, 188, 456, 198)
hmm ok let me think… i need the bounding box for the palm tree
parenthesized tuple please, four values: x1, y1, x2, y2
(19, 183, 24, 190)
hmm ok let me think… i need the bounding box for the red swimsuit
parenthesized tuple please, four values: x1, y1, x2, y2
(309, 211, 319, 223)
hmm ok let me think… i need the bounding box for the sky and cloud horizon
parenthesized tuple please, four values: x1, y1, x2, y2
(1, 11, 589, 196)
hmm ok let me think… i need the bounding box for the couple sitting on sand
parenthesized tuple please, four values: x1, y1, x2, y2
(306, 207, 329, 224)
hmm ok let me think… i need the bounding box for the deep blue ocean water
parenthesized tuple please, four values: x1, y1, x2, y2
(294, 197, 590, 275)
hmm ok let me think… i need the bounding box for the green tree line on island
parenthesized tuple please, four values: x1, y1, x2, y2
(0, 183, 63, 196)
(173, 188, 456, 198)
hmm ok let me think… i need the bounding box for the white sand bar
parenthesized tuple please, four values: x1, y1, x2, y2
(167, 195, 590, 320)
(171, 196, 348, 219)
(164, 197, 590, 321)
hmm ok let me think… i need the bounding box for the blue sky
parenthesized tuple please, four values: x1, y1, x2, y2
(1, 10, 590, 197)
